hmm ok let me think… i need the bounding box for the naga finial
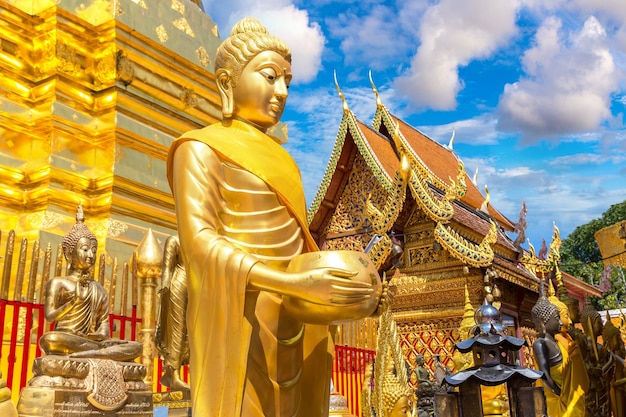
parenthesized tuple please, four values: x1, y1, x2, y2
(369, 70, 383, 109)
(447, 128, 455, 150)
(333, 70, 349, 114)
(480, 185, 490, 213)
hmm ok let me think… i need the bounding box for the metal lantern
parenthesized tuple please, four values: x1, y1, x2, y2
(442, 298, 547, 417)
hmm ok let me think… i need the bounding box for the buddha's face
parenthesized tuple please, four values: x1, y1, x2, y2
(387, 395, 410, 417)
(231, 50, 291, 130)
(592, 315, 604, 338)
(71, 237, 97, 271)
(566, 299, 581, 323)
(559, 307, 571, 333)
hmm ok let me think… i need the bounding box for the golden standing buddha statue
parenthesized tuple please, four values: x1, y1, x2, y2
(580, 298, 614, 416)
(166, 17, 378, 417)
(545, 279, 588, 417)
(39, 205, 141, 361)
(602, 313, 626, 417)
(155, 235, 190, 391)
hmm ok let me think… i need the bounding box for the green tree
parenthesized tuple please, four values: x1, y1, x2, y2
(560, 200, 626, 309)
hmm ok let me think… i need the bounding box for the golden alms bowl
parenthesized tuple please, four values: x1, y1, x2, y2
(283, 250, 382, 325)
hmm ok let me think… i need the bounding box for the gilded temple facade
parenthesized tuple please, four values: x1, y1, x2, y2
(307, 85, 601, 377)
(0, 0, 284, 306)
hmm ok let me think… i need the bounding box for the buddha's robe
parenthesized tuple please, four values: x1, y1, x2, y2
(40, 277, 110, 356)
(52, 279, 109, 336)
(540, 333, 588, 417)
(167, 120, 332, 417)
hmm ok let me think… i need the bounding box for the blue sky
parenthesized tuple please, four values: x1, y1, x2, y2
(200, 0, 626, 249)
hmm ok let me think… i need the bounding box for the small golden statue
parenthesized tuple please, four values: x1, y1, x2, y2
(155, 235, 189, 391)
(602, 313, 626, 417)
(166, 17, 381, 416)
(17, 205, 150, 416)
(580, 298, 615, 416)
(39, 205, 141, 361)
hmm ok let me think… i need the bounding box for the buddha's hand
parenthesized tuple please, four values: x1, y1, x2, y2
(290, 268, 374, 307)
(87, 333, 108, 342)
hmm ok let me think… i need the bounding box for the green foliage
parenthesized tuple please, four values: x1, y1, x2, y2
(560, 200, 626, 308)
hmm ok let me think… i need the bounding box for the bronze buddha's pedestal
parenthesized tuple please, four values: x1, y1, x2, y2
(17, 355, 152, 417)
(153, 390, 192, 417)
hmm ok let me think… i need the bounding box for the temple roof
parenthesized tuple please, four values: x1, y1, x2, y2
(379, 114, 514, 231)
(307, 91, 602, 300)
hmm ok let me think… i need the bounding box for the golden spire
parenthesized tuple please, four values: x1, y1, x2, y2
(134, 229, 163, 274)
(334, 70, 349, 114)
(459, 283, 475, 338)
(446, 128, 455, 150)
(480, 185, 490, 213)
(369, 70, 383, 108)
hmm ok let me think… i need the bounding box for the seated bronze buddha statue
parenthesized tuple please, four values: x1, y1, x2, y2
(39, 205, 141, 362)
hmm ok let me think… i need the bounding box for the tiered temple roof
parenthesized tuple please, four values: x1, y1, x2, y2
(308, 80, 600, 370)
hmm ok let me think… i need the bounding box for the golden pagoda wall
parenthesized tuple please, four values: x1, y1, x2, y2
(595, 221, 626, 268)
(0, 0, 230, 306)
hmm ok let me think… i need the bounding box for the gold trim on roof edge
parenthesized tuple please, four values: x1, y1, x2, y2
(520, 223, 562, 277)
(434, 220, 497, 267)
(307, 109, 396, 224)
(372, 104, 467, 224)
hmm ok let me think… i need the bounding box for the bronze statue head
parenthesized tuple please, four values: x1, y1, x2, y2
(531, 293, 561, 336)
(581, 297, 603, 341)
(61, 205, 97, 267)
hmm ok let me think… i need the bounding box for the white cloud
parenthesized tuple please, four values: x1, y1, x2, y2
(325, 5, 413, 71)
(549, 151, 626, 166)
(393, 0, 519, 110)
(497, 16, 620, 142)
(573, 0, 626, 25)
(201, 1, 326, 83)
(418, 114, 502, 146)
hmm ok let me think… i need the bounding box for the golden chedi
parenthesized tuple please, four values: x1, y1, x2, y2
(17, 205, 150, 417)
(166, 17, 380, 417)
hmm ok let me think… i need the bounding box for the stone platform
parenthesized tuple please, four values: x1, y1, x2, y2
(16, 356, 152, 417)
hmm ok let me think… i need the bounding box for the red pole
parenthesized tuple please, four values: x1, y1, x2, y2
(6, 301, 21, 389)
(35, 304, 44, 358)
(20, 303, 34, 390)
(0, 299, 7, 363)
(130, 305, 138, 341)
(156, 359, 163, 392)
(119, 315, 127, 341)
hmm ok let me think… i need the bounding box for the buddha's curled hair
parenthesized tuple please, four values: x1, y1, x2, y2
(215, 17, 291, 86)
